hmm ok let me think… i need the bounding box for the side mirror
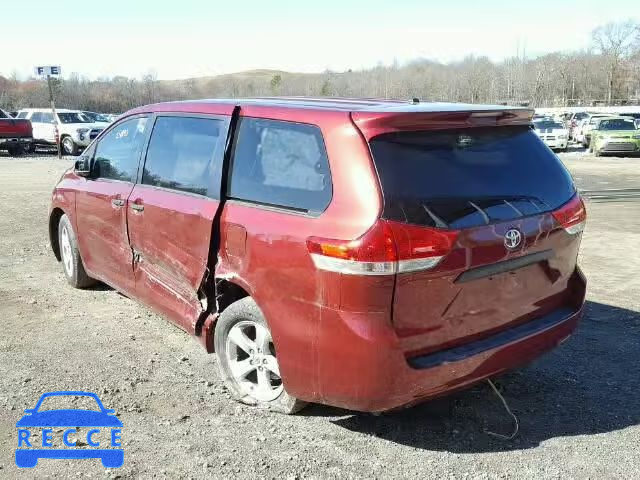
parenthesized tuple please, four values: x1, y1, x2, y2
(74, 157, 92, 178)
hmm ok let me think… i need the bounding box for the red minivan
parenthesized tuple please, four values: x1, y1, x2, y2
(49, 98, 587, 413)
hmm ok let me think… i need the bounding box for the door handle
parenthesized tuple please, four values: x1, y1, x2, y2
(111, 199, 125, 208)
(131, 203, 144, 212)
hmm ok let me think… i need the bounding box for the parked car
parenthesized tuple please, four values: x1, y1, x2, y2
(81, 111, 112, 124)
(16, 108, 106, 156)
(590, 116, 640, 156)
(532, 117, 568, 151)
(575, 113, 614, 147)
(565, 111, 589, 140)
(48, 98, 587, 413)
(0, 108, 33, 156)
(618, 112, 640, 124)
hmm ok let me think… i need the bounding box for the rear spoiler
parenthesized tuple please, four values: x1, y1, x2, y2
(351, 108, 534, 140)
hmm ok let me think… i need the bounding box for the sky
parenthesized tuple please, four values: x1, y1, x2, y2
(1, 0, 638, 80)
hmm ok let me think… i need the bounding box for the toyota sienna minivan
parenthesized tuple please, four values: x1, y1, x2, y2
(49, 98, 587, 413)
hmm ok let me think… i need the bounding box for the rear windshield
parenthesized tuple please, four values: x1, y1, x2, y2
(369, 126, 575, 229)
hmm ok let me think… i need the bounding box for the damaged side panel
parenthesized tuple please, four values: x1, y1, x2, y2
(127, 187, 221, 333)
(125, 112, 233, 335)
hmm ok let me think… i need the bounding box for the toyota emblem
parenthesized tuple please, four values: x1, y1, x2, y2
(504, 229, 522, 249)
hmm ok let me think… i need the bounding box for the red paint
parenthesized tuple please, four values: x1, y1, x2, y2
(127, 185, 220, 333)
(75, 179, 137, 296)
(0, 115, 32, 138)
(50, 98, 586, 412)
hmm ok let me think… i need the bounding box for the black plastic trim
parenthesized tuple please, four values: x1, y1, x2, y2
(455, 249, 553, 284)
(407, 306, 576, 369)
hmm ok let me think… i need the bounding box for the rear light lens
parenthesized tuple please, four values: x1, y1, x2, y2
(307, 221, 397, 275)
(307, 220, 459, 275)
(387, 221, 459, 273)
(552, 194, 586, 235)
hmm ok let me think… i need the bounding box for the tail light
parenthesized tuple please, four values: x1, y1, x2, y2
(307, 220, 459, 275)
(552, 194, 586, 235)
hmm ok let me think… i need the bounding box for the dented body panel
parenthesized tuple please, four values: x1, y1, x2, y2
(49, 97, 587, 412)
(127, 185, 220, 333)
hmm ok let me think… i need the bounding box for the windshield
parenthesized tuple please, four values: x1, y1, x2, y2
(369, 126, 575, 229)
(574, 112, 588, 120)
(598, 119, 636, 131)
(58, 112, 91, 124)
(534, 120, 563, 129)
(83, 111, 110, 122)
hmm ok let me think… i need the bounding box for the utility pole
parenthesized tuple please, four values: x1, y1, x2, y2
(47, 75, 61, 159)
(35, 65, 62, 158)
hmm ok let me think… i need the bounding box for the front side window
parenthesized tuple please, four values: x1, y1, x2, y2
(142, 116, 224, 197)
(228, 118, 332, 213)
(93, 117, 148, 182)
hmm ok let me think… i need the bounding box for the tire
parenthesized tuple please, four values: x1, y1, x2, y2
(7, 143, 24, 157)
(595, 149, 602, 157)
(214, 297, 306, 414)
(27, 143, 36, 153)
(61, 136, 79, 156)
(58, 214, 96, 288)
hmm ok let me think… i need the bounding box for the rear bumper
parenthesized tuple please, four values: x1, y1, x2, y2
(304, 268, 586, 412)
(407, 307, 576, 369)
(0, 136, 32, 146)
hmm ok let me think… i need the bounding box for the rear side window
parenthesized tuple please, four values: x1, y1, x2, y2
(369, 126, 575, 229)
(30, 112, 42, 122)
(142, 116, 224, 197)
(229, 118, 331, 213)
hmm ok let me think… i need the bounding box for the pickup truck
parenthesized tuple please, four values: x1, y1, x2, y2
(0, 108, 33, 156)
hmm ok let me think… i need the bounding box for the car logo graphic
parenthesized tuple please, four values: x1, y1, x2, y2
(15, 391, 123, 468)
(504, 229, 522, 250)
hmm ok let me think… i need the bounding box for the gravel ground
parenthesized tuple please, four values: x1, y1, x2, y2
(0, 149, 638, 479)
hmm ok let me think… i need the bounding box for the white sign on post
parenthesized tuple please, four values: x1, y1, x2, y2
(34, 65, 62, 77)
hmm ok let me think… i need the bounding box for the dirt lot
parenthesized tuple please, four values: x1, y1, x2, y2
(0, 150, 639, 479)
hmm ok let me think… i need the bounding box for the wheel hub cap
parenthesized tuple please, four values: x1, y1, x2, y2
(225, 321, 283, 402)
(61, 226, 73, 276)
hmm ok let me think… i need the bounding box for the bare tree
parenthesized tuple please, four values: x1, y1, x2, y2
(592, 20, 640, 104)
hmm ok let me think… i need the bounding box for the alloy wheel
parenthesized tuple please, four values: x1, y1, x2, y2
(60, 225, 73, 276)
(225, 320, 283, 402)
